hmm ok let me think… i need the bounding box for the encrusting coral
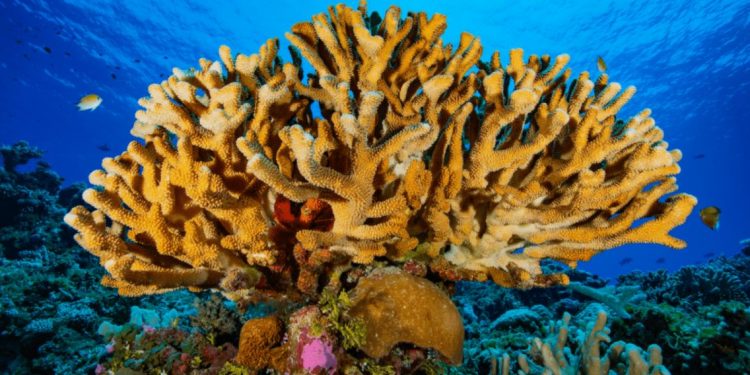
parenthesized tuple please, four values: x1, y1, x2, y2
(63, 0, 695, 368)
(235, 315, 286, 370)
(347, 267, 464, 364)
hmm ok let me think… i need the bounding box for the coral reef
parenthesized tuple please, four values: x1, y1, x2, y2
(5, 138, 750, 373)
(0, 141, 114, 374)
(96, 308, 238, 375)
(0, 141, 81, 257)
(610, 300, 750, 374)
(457, 249, 750, 374)
(61, 1, 696, 370)
(190, 293, 243, 343)
(64, 1, 694, 302)
(618, 258, 750, 309)
(613, 251, 750, 373)
(488, 309, 670, 375)
(0, 142, 240, 374)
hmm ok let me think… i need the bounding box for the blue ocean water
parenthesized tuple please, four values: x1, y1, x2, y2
(2, 0, 748, 279)
(1, 0, 749, 373)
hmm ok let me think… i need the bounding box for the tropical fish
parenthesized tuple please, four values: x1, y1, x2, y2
(699, 206, 720, 230)
(97, 144, 110, 152)
(618, 257, 633, 266)
(597, 56, 607, 73)
(655, 257, 665, 264)
(694, 154, 706, 159)
(77, 94, 102, 111)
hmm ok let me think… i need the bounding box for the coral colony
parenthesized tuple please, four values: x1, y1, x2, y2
(61, 1, 697, 373)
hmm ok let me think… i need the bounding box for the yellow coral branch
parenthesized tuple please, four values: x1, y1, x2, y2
(65, 2, 695, 298)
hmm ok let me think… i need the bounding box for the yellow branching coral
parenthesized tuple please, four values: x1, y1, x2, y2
(64, 1, 695, 301)
(438, 58, 697, 288)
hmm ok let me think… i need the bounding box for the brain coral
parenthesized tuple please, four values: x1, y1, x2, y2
(64, 2, 696, 304)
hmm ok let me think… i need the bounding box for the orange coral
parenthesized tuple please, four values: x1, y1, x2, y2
(65, 1, 695, 302)
(235, 315, 287, 371)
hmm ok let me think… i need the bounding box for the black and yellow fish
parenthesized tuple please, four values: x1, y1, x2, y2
(699, 206, 720, 230)
(597, 56, 607, 73)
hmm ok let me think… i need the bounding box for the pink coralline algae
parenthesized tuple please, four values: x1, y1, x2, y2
(287, 306, 338, 373)
(300, 332, 337, 373)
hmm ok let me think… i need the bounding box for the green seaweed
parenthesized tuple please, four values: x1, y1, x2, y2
(218, 361, 252, 375)
(319, 289, 366, 350)
(359, 358, 396, 375)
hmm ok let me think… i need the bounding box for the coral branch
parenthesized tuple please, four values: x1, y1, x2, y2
(66, 2, 695, 300)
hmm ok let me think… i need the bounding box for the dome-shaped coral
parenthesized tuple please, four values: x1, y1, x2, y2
(347, 267, 464, 364)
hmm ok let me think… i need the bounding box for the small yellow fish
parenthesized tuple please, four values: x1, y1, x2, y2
(77, 94, 102, 111)
(597, 56, 607, 73)
(699, 206, 720, 230)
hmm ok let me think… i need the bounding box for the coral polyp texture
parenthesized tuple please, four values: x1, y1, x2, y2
(64, 2, 695, 303)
